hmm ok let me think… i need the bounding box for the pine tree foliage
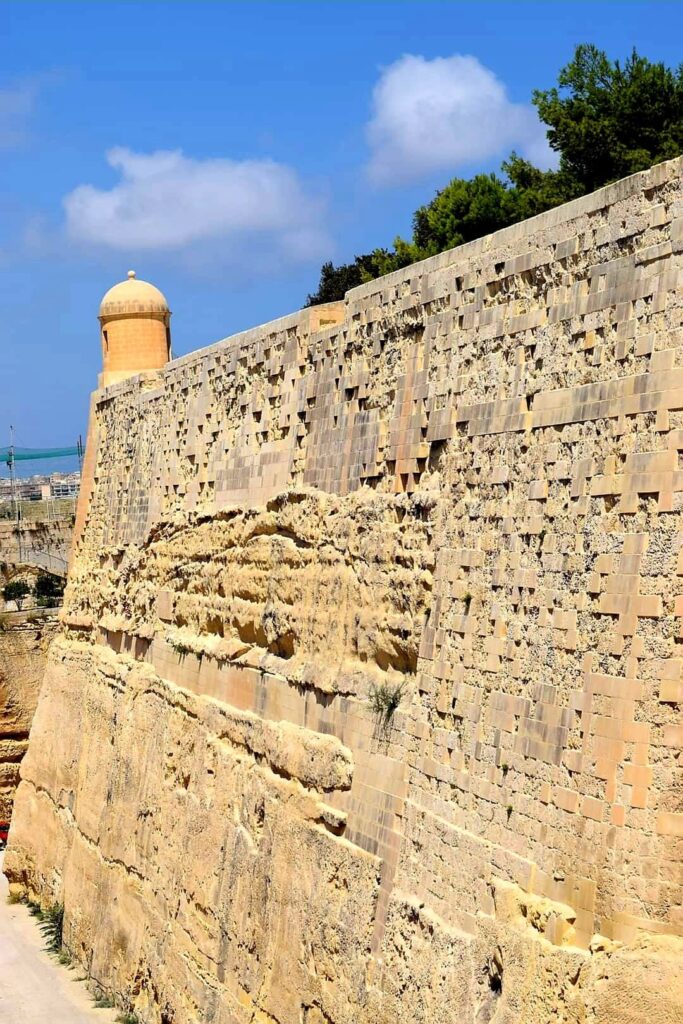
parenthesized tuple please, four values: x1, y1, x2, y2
(305, 45, 683, 305)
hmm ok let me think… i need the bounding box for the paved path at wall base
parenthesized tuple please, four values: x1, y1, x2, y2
(0, 854, 116, 1024)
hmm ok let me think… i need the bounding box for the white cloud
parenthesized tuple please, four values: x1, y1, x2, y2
(366, 54, 556, 186)
(63, 147, 330, 265)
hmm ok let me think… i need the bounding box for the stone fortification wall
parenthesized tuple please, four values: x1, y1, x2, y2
(0, 516, 69, 823)
(0, 616, 58, 821)
(6, 159, 683, 1023)
(0, 519, 72, 576)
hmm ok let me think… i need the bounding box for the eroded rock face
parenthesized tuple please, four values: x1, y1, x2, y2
(67, 489, 433, 688)
(0, 617, 58, 821)
(6, 158, 683, 1022)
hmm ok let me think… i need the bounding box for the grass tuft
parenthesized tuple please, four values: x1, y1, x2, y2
(38, 903, 64, 954)
(369, 680, 406, 731)
(94, 995, 116, 1009)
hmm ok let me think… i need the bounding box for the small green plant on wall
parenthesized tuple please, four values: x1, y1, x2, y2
(94, 993, 116, 1009)
(26, 901, 65, 954)
(369, 680, 407, 732)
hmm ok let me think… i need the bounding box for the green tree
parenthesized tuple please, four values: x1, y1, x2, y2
(502, 154, 580, 218)
(305, 44, 683, 303)
(305, 44, 683, 305)
(411, 173, 518, 257)
(34, 572, 65, 607)
(3, 580, 30, 610)
(304, 260, 365, 306)
(533, 43, 683, 193)
(374, 166, 572, 275)
(305, 253, 390, 306)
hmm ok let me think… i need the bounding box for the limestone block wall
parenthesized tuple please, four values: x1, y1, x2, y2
(0, 519, 73, 576)
(6, 158, 683, 1024)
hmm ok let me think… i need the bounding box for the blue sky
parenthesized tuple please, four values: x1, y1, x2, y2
(1, 0, 682, 475)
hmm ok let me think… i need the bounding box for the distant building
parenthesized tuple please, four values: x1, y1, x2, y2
(49, 475, 80, 498)
(0, 471, 80, 504)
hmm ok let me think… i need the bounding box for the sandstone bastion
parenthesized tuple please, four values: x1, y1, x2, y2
(5, 158, 683, 1023)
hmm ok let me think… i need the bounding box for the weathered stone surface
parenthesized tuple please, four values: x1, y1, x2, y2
(0, 617, 58, 820)
(0, 519, 72, 576)
(7, 158, 683, 1021)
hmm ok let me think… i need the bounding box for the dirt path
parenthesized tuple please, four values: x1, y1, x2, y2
(0, 852, 118, 1024)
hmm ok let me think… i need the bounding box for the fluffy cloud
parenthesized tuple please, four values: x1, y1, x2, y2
(64, 147, 330, 264)
(367, 54, 555, 186)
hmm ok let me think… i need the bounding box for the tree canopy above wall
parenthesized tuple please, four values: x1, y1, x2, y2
(305, 45, 683, 306)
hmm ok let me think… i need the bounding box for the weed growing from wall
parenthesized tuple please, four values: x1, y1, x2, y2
(369, 680, 407, 733)
(38, 902, 64, 954)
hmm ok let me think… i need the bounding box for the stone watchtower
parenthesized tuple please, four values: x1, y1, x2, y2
(98, 270, 171, 388)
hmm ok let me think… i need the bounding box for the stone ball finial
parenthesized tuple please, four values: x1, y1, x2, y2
(128, 270, 136, 279)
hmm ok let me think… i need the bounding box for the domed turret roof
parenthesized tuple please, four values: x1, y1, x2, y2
(99, 270, 169, 319)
